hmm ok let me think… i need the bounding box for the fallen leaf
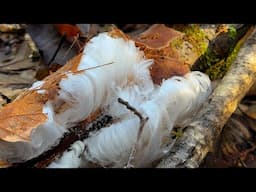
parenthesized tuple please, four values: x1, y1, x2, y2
(0, 48, 83, 142)
(134, 24, 190, 84)
(54, 24, 82, 39)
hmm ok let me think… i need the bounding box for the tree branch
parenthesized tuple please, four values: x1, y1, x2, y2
(157, 27, 256, 168)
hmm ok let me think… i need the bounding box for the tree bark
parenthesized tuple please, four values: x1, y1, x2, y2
(157, 28, 256, 168)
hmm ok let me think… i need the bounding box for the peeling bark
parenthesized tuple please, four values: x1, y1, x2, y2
(157, 27, 256, 168)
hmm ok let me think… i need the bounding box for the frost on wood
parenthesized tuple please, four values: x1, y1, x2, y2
(157, 28, 256, 168)
(81, 71, 211, 168)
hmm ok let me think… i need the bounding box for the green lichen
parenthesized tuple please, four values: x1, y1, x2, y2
(205, 38, 242, 80)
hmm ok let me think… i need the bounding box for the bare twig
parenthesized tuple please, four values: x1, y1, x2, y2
(117, 97, 144, 121)
(61, 33, 80, 62)
(83, 62, 114, 71)
(117, 97, 149, 168)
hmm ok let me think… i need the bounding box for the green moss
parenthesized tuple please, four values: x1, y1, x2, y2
(172, 24, 244, 80)
(171, 24, 208, 56)
(228, 25, 237, 40)
(205, 39, 242, 80)
(196, 48, 220, 71)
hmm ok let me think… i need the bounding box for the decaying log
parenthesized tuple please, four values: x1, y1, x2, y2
(157, 27, 256, 168)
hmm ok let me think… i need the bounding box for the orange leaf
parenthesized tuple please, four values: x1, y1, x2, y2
(134, 24, 182, 49)
(149, 56, 190, 84)
(0, 91, 48, 142)
(54, 24, 81, 38)
(0, 51, 83, 142)
(134, 24, 190, 84)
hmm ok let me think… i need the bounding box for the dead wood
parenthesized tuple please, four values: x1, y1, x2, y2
(157, 27, 256, 168)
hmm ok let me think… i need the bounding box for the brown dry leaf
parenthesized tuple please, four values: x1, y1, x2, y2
(148, 56, 190, 84)
(99, 26, 190, 84)
(0, 48, 83, 142)
(134, 24, 183, 49)
(134, 24, 190, 84)
(0, 27, 41, 108)
(0, 90, 48, 142)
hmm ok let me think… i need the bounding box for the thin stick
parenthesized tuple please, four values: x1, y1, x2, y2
(117, 98, 144, 121)
(72, 62, 114, 74)
(84, 62, 114, 71)
(117, 97, 149, 168)
(61, 33, 79, 63)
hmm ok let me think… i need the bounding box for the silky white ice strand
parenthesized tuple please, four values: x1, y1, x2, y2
(82, 71, 211, 168)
